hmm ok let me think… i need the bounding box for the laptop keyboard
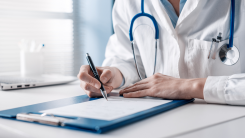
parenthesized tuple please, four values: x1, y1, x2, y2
(0, 77, 43, 84)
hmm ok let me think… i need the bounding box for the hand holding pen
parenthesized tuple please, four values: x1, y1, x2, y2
(77, 53, 124, 99)
(86, 53, 108, 100)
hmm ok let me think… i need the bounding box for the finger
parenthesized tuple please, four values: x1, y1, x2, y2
(119, 83, 149, 95)
(104, 85, 114, 93)
(120, 82, 148, 92)
(78, 72, 101, 89)
(80, 82, 100, 93)
(81, 82, 113, 93)
(80, 81, 113, 94)
(100, 69, 112, 84)
(121, 79, 149, 91)
(123, 89, 149, 98)
(96, 67, 103, 76)
(77, 65, 93, 77)
(120, 79, 149, 93)
(84, 86, 113, 98)
(85, 91, 103, 98)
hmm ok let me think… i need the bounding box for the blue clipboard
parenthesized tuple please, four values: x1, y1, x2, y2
(0, 92, 194, 133)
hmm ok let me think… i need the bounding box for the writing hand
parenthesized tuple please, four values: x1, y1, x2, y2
(77, 65, 123, 97)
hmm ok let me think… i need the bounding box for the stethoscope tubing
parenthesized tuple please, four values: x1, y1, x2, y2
(229, 0, 235, 48)
(131, 42, 143, 80)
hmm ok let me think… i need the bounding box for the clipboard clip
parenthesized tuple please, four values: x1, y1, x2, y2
(16, 112, 71, 126)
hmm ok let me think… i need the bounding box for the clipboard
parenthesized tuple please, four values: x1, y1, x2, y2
(0, 92, 194, 133)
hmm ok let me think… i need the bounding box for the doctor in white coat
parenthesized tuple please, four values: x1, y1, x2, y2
(78, 0, 245, 106)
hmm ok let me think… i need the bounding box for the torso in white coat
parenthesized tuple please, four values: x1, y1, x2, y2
(103, 0, 245, 105)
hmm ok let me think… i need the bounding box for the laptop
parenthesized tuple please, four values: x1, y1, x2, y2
(0, 73, 77, 90)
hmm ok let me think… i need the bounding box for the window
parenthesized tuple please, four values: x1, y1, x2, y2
(0, 0, 113, 76)
(0, 0, 75, 75)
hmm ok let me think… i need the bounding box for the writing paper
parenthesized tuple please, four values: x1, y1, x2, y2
(41, 96, 171, 121)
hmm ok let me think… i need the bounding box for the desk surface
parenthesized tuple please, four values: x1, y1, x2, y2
(0, 81, 245, 138)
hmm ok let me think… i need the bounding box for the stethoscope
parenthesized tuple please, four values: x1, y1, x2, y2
(218, 0, 240, 66)
(129, 0, 239, 80)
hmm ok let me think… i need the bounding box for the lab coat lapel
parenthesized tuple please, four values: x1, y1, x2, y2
(176, 0, 200, 27)
(152, 0, 176, 37)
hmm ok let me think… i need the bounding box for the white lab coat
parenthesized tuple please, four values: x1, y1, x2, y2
(102, 0, 245, 105)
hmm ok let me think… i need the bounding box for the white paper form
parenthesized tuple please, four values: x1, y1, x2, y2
(41, 96, 171, 121)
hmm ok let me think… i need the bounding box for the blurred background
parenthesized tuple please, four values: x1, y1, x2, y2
(0, 0, 114, 76)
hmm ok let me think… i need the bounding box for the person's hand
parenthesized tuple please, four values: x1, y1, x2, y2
(119, 73, 206, 100)
(78, 65, 123, 97)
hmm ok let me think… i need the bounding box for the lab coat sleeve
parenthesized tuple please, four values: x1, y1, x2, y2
(102, 1, 140, 88)
(204, 74, 245, 105)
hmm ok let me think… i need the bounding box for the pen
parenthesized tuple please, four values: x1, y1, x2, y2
(86, 53, 108, 101)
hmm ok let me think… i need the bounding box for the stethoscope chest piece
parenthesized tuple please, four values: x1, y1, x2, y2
(219, 44, 239, 66)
